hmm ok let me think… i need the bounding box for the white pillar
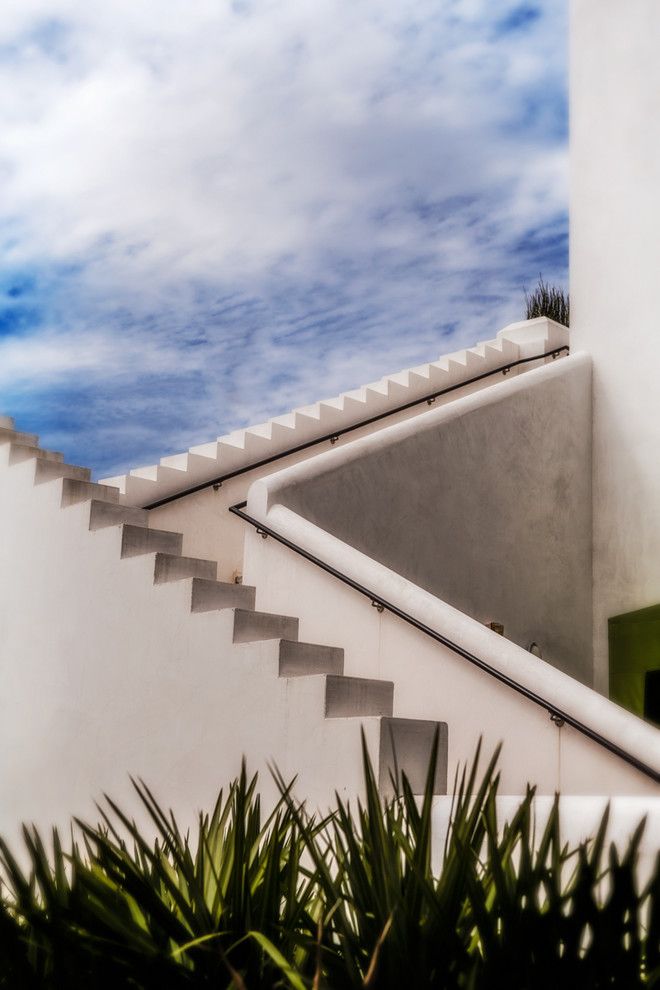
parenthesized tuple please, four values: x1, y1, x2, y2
(571, 0, 660, 691)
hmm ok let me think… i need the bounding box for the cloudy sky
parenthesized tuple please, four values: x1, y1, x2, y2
(0, 0, 568, 477)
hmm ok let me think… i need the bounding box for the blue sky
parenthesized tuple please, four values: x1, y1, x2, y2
(0, 0, 568, 478)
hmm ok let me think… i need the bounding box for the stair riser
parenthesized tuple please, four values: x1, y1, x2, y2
(61, 479, 120, 507)
(0, 427, 38, 446)
(120, 526, 182, 558)
(9, 445, 64, 465)
(279, 641, 344, 677)
(325, 676, 393, 718)
(34, 461, 91, 484)
(154, 556, 217, 584)
(233, 610, 298, 643)
(378, 719, 449, 798)
(88, 502, 150, 530)
(191, 579, 255, 611)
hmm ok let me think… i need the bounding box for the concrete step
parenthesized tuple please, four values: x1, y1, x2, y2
(191, 577, 256, 611)
(8, 444, 64, 465)
(88, 500, 150, 531)
(0, 425, 38, 447)
(96, 331, 517, 507)
(154, 555, 217, 584)
(279, 640, 344, 677)
(120, 524, 182, 558)
(130, 462, 185, 483)
(160, 450, 219, 482)
(378, 718, 448, 798)
(34, 460, 91, 484)
(324, 675, 393, 718)
(122, 475, 158, 503)
(240, 431, 273, 459)
(92, 321, 558, 514)
(60, 478, 120, 507)
(233, 608, 298, 643)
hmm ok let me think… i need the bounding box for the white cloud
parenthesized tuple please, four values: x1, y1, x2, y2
(0, 0, 568, 473)
(0, 1, 566, 276)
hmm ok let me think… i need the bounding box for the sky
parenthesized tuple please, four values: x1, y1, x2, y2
(0, 0, 568, 478)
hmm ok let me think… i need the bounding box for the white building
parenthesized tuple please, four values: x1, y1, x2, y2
(0, 0, 658, 846)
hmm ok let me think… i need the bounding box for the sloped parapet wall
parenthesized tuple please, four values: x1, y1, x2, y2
(117, 317, 567, 585)
(255, 355, 594, 685)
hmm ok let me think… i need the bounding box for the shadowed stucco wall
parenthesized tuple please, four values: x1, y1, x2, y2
(270, 357, 593, 684)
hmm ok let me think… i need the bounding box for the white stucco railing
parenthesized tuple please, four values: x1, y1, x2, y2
(238, 359, 660, 795)
(237, 501, 659, 788)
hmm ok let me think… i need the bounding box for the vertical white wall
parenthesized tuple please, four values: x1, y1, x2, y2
(570, 0, 660, 691)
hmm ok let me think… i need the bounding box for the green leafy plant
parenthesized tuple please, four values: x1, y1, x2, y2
(525, 274, 570, 326)
(0, 767, 321, 989)
(1, 740, 657, 988)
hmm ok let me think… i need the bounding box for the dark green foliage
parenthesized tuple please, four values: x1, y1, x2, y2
(0, 741, 657, 988)
(525, 274, 570, 326)
(0, 768, 319, 989)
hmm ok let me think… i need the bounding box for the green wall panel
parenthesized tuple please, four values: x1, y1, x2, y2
(609, 603, 660, 720)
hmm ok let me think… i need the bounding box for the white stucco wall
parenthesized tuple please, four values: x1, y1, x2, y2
(571, 0, 660, 691)
(243, 514, 658, 797)
(146, 320, 567, 583)
(432, 796, 660, 882)
(240, 354, 659, 794)
(0, 448, 419, 844)
(259, 356, 593, 684)
(148, 391, 499, 583)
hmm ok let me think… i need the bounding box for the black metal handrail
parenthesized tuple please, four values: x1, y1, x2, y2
(229, 500, 660, 785)
(144, 345, 569, 510)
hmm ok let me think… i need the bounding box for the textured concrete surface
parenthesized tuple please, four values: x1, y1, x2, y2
(263, 356, 593, 685)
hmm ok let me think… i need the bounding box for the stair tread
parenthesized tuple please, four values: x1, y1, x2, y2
(192, 575, 251, 590)
(123, 522, 180, 538)
(283, 639, 343, 652)
(325, 673, 394, 692)
(234, 607, 297, 621)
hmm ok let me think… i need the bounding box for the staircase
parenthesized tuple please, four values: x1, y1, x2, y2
(101, 318, 568, 508)
(0, 417, 448, 815)
(3, 319, 658, 850)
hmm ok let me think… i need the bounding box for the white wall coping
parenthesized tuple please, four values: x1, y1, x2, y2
(252, 351, 584, 513)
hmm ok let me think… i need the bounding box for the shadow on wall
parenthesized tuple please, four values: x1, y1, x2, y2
(274, 358, 594, 686)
